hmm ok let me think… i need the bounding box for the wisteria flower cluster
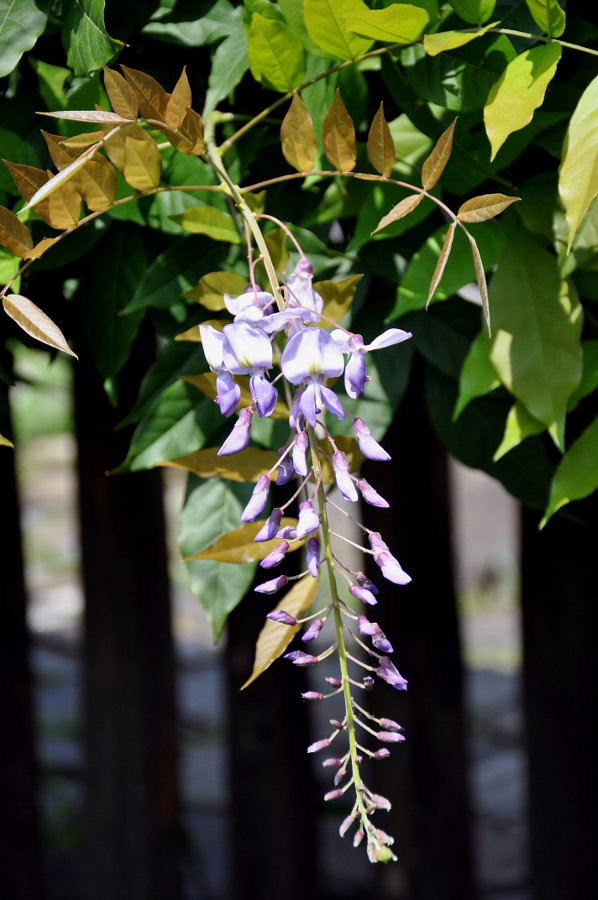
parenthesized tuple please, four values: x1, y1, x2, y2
(199, 228, 412, 862)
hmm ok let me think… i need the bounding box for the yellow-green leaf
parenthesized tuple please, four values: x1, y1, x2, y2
(322, 90, 356, 172)
(343, 3, 429, 43)
(493, 401, 545, 461)
(171, 207, 241, 243)
(423, 23, 498, 56)
(280, 94, 317, 174)
(2, 294, 77, 358)
(304, 0, 374, 60)
(559, 72, 598, 251)
(121, 65, 170, 121)
(524, 0, 566, 38)
(373, 194, 423, 233)
(103, 66, 139, 119)
(367, 103, 395, 177)
(421, 119, 457, 190)
(174, 325, 202, 342)
(541, 414, 598, 526)
(0, 433, 13, 448)
(447, 0, 497, 24)
(242, 574, 320, 689)
(265, 228, 290, 274)
(316, 275, 362, 322)
(248, 14, 306, 92)
(123, 136, 162, 190)
(427, 220, 456, 307)
(469, 235, 491, 334)
(158, 446, 278, 482)
(165, 68, 192, 129)
(484, 43, 561, 161)
(457, 193, 520, 223)
(184, 517, 301, 562)
(183, 271, 247, 309)
(183, 373, 290, 420)
(0, 206, 33, 258)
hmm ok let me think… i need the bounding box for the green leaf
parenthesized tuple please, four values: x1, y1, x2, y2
(142, 0, 236, 46)
(389, 220, 508, 318)
(567, 341, 598, 412)
(559, 73, 598, 251)
(178, 477, 256, 640)
(484, 43, 561, 161)
(203, 22, 249, 116)
(62, 0, 123, 76)
(0, 432, 13, 448)
(0, 0, 50, 78)
(524, 0, 565, 38)
(242, 574, 319, 688)
(303, 0, 374, 61)
(423, 22, 498, 56)
(171, 206, 241, 243)
(447, 0, 496, 24)
(489, 238, 583, 449)
(247, 13, 306, 92)
(454, 328, 500, 419)
(493, 400, 545, 460)
(343, 4, 429, 43)
(0, 128, 40, 194)
(542, 415, 598, 525)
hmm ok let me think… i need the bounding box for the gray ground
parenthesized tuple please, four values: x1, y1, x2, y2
(19, 433, 529, 899)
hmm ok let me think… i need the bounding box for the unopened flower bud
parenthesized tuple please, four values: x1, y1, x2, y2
(363, 676, 375, 690)
(332, 451, 358, 502)
(284, 650, 318, 665)
(276, 525, 297, 540)
(350, 584, 378, 606)
(324, 789, 344, 802)
(339, 814, 356, 837)
(352, 417, 390, 461)
(217, 407, 253, 456)
(296, 500, 319, 538)
(307, 738, 330, 753)
(306, 536, 320, 577)
(353, 827, 365, 848)
(323, 758, 342, 767)
(325, 676, 342, 687)
(254, 508, 283, 542)
(357, 615, 376, 636)
(266, 610, 296, 625)
(302, 617, 323, 643)
(276, 451, 294, 485)
(357, 477, 389, 508)
(369, 533, 411, 585)
(334, 766, 347, 786)
(372, 629, 394, 654)
(241, 474, 271, 522)
(255, 575, 288, 594)
(330, 719, 344, 730)
(259, 540, 290, 569)
(301, 691, 323, 700)
(379, 718, 402, 731)
(356, 572, 378, 594)
(377, 656, 408, 691)
(374, 748, 391, 759)
(371, 793, 391, 811)
(377, 731, 405, 743)
(292, 430, 309, 477)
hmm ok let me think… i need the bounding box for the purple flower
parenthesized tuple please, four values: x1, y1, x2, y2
(199, 325, 241, 416)
(224, 287, 274, 323)
(306, 536, 320, 577)
(296, 500, 319, 538)
(214, 372, 240, 416)
(241, 474, 271, 522)
(255, 574, 288, 594)
(374, 748, 391, 759)
(222, 323, 277, 418)
(324, 789, 344, 801)
(307, 738, 330, 753)
(259, 540, 290, 569)
(369, 533, 411, 586)
(349, 584, 378, 606)
(352, 417, 390, 461)
(276, 451, 294, 485)
(376, 656, 408, 691)
(301, 617, 323, 642)
(357, 615, 376, 636)
(217, 407, 253, 456)
(276, 525, 297, 540)
(372, 629, 393, 654)
(254, 507, 283, 542)
(332, 451, 358, 502)
(266, 610, 297, 625)
(284, 258, 323, 322)
(377, 731, 405, 743)
(379, 718, 402, 731)
(284, 650, 318, 665)
(331, 327, 412, 399)
(281, 328, 345, 427)
(357, 477, 388, 508)
(292, 430, 309, 476)
(325, 676, 341, 687)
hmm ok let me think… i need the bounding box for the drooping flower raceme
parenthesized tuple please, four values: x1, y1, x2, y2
(198, 244, 412, 863)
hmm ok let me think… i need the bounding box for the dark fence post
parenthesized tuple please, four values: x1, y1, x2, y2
(363, 356, 473, 900)
(521, 499, 598, 900)
(0, 376, 43, 900)
(74, 325, 181, 900)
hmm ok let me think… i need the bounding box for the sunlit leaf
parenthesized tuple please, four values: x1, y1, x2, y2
(42, 131, 116, 212)
(23, 145, 99, 211)
(567, 341, 598, 412)
(101, 122, 150, 174)
(0, 0, 50, 79)
(184, 270, 247, 309)
(0, 433, 13, 448)
(453, 328, 499, 419)
(24, 237, 56, 260)
(165, 67, 192, 129)
(427, 221, 456, 307)
(103, 66, 139, 119)
(469, 235, 490, 333)
(59, 131, 105, 149)
(242, 574, 320, 689)
(489, 238, 583, 449)
(0, 206, 33, 258)
(524, 0, 566, 38)
(447, 0, 497, 23)
(542, 414, 598, 526)
(559, 73, 598, 251)
(164, 107, 205, 155)
(171, 206, 241, 243)
(248, 13, 306, 92)
(493, 401, 545, 461)
(183, 372, 290, 420)
(303, 0, 373, 60)
(2, 294, 77, 357)
(39, 109, 132, 123)
(158, 445, 278, 481)
(123, 136, 162, 190)
(423, 22, 498, 56)
(458, 193, 520, 223)
(316, 275, 362, 321)
(343, 3, 429, 43)
(280, 93, 317, 173)
(367, 103, 395, 177)
(265, 228, 290, 274)
(184, 517, 301, 562)
(322, 90, 356, 172)
(121, 65, 170, 121)
(62, 0, 123, 75)
(373, 194, 423, 234)
(484, 43, 561, 161)
(421, 119, 456, 190)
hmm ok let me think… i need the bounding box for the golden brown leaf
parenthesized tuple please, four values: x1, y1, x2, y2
(123, 136, 162, 190)
(59, 131, 105, 150)
(322, 90, 356, 172)
(372, 194, 423, 233)
(2, 294, 77, 357)
(469, 235, 491, 334)
(183, 518, 302, 562)
(457, 193, 520, 223)
(103, 66, 139, 119)
(41, 133, 116, 212)
(367, 102, 395, 177)
(101, 123, 147, 174)
(24, 237, 56, 260)
(241, 574, 320, 689)
(165, 68, 192, 130)
(183, 271, 247, 309)
(316, 275, 362, 321)
(427, 221, 456, 307)
(280, 93, 317, 173)
(45, 180, 81, 229)
(421, 119, 457, 190)
(0, 206, 33, 258)
(158, 446, 279, 482)
(120, 65, 170, 122)
(38, 110, 133, 124)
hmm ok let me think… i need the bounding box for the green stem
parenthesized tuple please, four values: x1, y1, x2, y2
(492, 28, 598, 57)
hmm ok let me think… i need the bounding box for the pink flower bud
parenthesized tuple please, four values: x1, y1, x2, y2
(301, 691, 323, 700)
(377, 731, 405, 743)
(324, 789, 344, 802)
(301, 617, 323, 643)
(325, 676, 342, 687)
(255, 575, 288, 594)
(307, 738, 330, 754)
(323, 758, 342, 767)
(374, 748, 391, 759)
